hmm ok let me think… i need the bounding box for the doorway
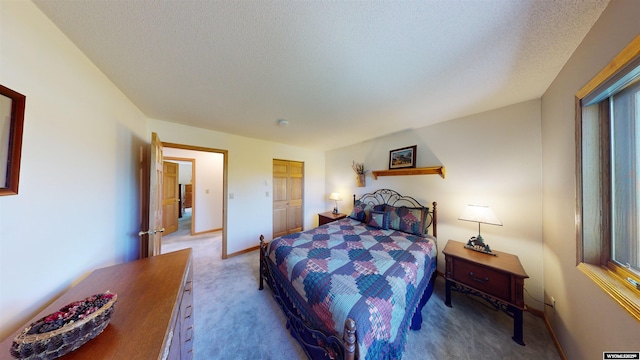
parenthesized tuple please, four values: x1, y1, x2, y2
(162, 142, 229, 259)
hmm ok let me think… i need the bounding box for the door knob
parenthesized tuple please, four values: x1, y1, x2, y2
(138, 228, 166, 236)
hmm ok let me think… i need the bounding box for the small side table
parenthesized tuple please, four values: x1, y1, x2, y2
(318, 211, 347, 226)
(443, 239, 529, 345)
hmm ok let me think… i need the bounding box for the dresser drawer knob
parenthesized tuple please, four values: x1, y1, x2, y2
(469, 271, 489, 283)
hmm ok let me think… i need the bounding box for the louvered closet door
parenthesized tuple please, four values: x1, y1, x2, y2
(287, 161, 303, 234)
(273, 159, 304, 238)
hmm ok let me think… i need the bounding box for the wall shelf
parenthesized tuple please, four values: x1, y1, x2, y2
(371, 166, 446, 179)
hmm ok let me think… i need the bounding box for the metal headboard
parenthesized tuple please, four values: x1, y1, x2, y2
(353, 189, 438, 238)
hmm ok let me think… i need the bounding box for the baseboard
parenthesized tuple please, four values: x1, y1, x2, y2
(192, 227, 223, 236)
(227, 245, 259, 258)
(528, 307, 567, 359)
(542, 312, 568, 360)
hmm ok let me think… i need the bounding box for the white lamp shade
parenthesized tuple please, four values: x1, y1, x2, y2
(329, 192, 342, 201)
(458, 205, 502, 226)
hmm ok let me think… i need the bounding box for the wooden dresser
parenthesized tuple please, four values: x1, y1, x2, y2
(0, 249, 194, 360)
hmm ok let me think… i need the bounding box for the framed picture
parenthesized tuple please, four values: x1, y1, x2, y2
(389, 145, 417, 169)
(0, 84, 25, 196)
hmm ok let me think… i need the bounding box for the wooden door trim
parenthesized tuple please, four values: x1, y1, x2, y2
(139, 143, 150, 259)
(149, 133, 164, 257)
(162, 142, 229, 259)
(164, 156, 196, 236)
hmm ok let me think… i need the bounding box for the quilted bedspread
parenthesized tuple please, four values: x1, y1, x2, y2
(267, 218, 437, 360)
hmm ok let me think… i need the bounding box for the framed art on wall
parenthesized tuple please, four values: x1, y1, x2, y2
(0, 84, 25, 196)
(388, 145, 416, 170)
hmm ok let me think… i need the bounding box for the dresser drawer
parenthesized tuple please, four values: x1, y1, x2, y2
(181, 262, 194, 358)
(451, 258, 510, 301)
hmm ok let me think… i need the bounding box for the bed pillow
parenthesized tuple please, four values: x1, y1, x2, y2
(385, 205, 429, 236)
(367, 210, 390, 230)
(349, 200, 374, 222)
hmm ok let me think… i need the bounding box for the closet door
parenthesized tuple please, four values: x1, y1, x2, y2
(273, 159, 304, 238)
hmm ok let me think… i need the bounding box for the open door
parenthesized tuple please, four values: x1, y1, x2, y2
(139, 132, 165, 258)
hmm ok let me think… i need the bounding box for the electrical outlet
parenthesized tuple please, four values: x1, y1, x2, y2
(551, 296, 556, 311)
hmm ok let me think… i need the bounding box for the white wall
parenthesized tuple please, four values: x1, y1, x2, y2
(0, 2, 148, 339)
(177, 162, 193, 184)
(149, 119, 325, 255)
(541, 1, 640, 358)
(163, 147, 224, 232)
(326, 99, 545, 307)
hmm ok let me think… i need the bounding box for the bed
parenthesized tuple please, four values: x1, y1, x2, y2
(259, 189, 438, 360)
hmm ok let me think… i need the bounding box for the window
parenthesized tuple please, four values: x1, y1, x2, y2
(611, 80, 640, 275)
(576, 35, 640, 320)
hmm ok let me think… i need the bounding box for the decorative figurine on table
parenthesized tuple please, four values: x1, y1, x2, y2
(465, 237, 495, 255)
(329, 192, 342, 215)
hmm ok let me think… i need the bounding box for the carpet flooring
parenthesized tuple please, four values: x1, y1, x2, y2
(162, 217, 560, 360)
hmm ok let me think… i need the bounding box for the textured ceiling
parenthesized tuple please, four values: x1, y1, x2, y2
(33, 0, 609, 151)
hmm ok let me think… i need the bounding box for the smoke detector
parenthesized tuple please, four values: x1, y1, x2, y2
(277, 119, 289, 127)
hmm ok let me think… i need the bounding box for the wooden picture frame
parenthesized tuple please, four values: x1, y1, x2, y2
(388, 145, 416, 170)
(0, 84, 25, 196)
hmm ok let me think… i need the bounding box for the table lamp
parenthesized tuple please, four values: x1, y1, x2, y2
(458, 204, 502, 254)
(329, 192, 342, 214)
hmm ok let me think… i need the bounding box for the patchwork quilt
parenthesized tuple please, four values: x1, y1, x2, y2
(267, 218, 437, 360)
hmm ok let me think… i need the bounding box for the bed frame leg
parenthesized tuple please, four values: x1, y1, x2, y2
(344, 318, 356, 360)
(259, 235, 265, 290)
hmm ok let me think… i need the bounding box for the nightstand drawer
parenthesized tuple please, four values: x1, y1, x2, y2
(451, 258, 510, 301)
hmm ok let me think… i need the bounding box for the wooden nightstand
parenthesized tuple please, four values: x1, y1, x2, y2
(443, 239, 529, 345)
(318, 211, 347, 226)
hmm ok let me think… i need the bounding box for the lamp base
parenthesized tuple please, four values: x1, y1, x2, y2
(465, 237, 496, 256)
(332, 207, 338, 214)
